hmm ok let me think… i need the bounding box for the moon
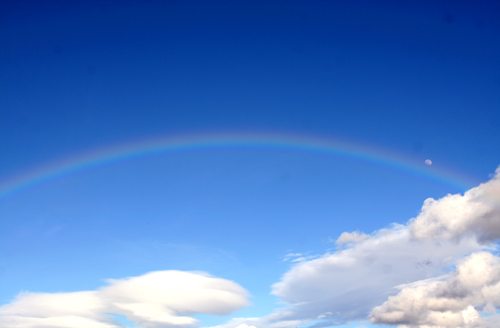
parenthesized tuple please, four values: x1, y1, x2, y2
(425, 159, 432, 165)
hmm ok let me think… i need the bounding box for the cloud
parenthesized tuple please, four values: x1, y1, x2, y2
(102, 271, 249, 327)
(270, 227, 481, 323)
(264, 167, 500, 326)
(0, 271, 249, 328)
(235, 324, 257, 328)
(203, 167, 500, 328)
(283, 253, 318, 263)
(0, 291, 114, 328)
(370, 251, 500, 328)
(207, 313, 310, 328)
(409, 167, 500, 243)
(335, 231, 369, 248)
(0, 315, 120, 328)
(4, 168, 500, 328)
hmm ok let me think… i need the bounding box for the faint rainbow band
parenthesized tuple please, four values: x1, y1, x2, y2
(0, 132, 478, 200)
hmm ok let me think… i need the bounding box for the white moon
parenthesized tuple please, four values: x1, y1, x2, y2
(425, 159, 432, 165)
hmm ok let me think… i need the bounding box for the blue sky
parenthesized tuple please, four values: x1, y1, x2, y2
(1, 1, 500, 328)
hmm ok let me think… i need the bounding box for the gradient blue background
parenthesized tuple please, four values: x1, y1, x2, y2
(0, 1, 499, 327)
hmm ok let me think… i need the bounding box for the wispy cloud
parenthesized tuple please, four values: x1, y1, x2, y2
(283, 253, 318, 263)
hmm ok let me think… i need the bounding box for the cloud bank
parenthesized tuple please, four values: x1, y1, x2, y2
(221, 167, 500, 328)
(0, 271, 249, 328)
(3, 167, 500, 328)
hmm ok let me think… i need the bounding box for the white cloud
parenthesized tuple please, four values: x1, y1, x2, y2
(207, 317, 264, 328)
(0, 315, 120, 328)
(265, 167, 500, 326)
(201, 167, 500, 328)
(370, 251, 500, 328)
(271, 227, 481, 323)
(335, 231, 369, 248)
(4, 168, 500, 328)
(283, 253, 318, 263)
(206, 312, 310, 328)
(0, 271, 250, 328)
(103, 271, 250, 327)
(235, 324, 257, 328)
(0, 291, 105, 319)
(0, 291, 115, 328)
(409, 166, 500, 243)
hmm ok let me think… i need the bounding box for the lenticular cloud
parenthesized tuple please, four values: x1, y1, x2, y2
(102, 271, 249, 327)
(0, 271, 249, 328)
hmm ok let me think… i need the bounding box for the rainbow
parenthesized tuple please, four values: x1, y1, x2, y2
(0, 132, 476, 200)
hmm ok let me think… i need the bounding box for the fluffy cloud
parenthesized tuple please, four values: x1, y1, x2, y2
(410, 167, 500, 243)
(265, 167, 500, 326)
(0, 271, 249, 328)
(335, 231, 369, 248)
(0, 291, 115, 328)
(270, 226, 480, 323)
(371, 251, 500, 328)
(102, 271, 249, 327)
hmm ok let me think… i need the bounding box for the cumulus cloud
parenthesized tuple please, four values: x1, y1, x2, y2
(265, 167, 500, 326)
(410, 167, 500, 243)
(271, 226, 480, 323)
(0, 271, 249, 328)
(371, 251, 500, 328)
(203, 168, 500, 328)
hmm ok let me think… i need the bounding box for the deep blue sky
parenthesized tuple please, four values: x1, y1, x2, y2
(1, 1, 500, 328)
(2, 0, 499, 178)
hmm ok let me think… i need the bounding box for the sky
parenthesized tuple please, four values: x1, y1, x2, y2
(0, 1, 500, 327)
